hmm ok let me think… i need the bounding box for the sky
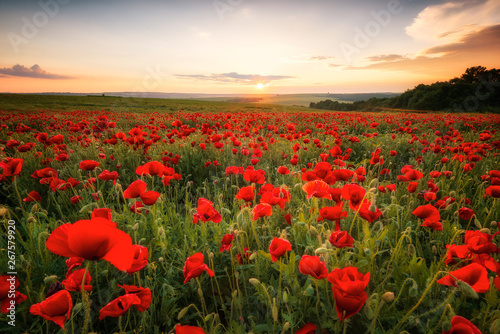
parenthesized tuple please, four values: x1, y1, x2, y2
(1, 0, 499, 94)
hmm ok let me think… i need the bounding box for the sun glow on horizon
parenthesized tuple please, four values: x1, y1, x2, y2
(256, 83, 269, 90)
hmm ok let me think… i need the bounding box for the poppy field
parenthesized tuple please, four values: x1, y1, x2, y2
(1, 99, 500, 333)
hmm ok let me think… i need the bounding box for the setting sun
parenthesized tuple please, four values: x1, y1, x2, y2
(256, 83, 269, 89)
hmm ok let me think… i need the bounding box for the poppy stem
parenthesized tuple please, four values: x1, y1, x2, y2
(81, 261, 92, 334)
(313, 280, 321, 323)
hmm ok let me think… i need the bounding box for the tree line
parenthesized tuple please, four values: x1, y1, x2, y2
(310, 66, 500, 113)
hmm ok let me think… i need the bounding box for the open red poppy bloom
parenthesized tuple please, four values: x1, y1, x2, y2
(98, 170, 119, 184)
(140, 190, 161, 205)
(193, 198, 221, 223)
(46, 217, 134, 271)
(464, 230, 500, 254)
(358, 202, 382, 223)
(329, 230, 354, 248)
(99, 293, 141, 320)
(62, 268, 92, 291)
(123, 180, 148, 199)
(220, 232, 235, 252)
(243, 168, 266, 184)
(443, 316, 482, 334)
(412, 205, 442, 231)
(303, 180, 333, 200)
(269, 237, 292, 262)
(118, 284, 152, 312)
(175, 324, 206, 334)
(235, 186, 255, 202)
(136, 161, 165, 176)
(328, 267, 370, 321)
(79, 160, 100, 171)
(485, 185, 500, 198)
(183, 252, 215, 284)
(0, 158, 23, 179)
(299, 255, 328, 279)
(126, 245, 149, 274)
(0, 276, 27, 314)
(29, 290, 72, 329)
(23, 190, 41, 202)
(296, 323, 318, 334)
(341, 184, 366, 210)
(437, 263, 489, 293)
(252, 203, 273, 221)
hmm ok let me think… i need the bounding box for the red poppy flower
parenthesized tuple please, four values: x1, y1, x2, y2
(331, 169, 354, 181)
(412, 205, 442, 231)
(408, 182, 418, 193)
(140, 191, 161, 206)
(0, 276, 27, 314)
(92, 208, 112, 220)
(303, 180, 333, 200)
(70, 195, 82, 204)
(136, 161, 165, 176)
(193, 198, 222, 224)
(386, 184, 396, 192)
(277, 166, 290, 175)
(23, 190, 41, 202)
(0, 158, 23, 179)
(329, 230, 354, 248)
(464, 230, 500, 254)
(235, 186, 255, 202)
(459, 208, 475, 220)
(98, 293, 141, 320)
(299, 255, 328, 280)
(79, 160, 100, 171)
(296, 323, 318, 334)
(269, 237, 292, 262)
(46, 217, 134, 271)
(123, 180, 148, 199)
(358, 202, 382, 223)
(243, 168, 266, 184)
(252, 203, 273, 221)
(31, 167, 58, 179)
(175, 324, 206, 334)
(341, 184, 366, 210)
(485, 185, 500, 198)
(183, 253, 215, 284)
(126, 245, 149, 274)
(118, 284, 152, 312)
(443, 316, 482, 334)
(220, 232, 235, 252)
(62, 268, 92, 291)
(328, 267, 370, 321)
(29, 290, 72, 329)
(437, 263, 489, 293)
(98, 170, 119, 184)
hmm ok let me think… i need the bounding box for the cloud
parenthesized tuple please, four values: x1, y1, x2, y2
(347, 25, 500, 75)
(0, 64, 73, 79)
(175, 72, 295, 85)
(366, 54, 407, 62)
(309, 56, 335, 61)
(405, 0, 500, 44)
(328, 64, 342, 68)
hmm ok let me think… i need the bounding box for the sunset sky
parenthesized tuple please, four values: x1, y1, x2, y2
(1, 0, 500, 94)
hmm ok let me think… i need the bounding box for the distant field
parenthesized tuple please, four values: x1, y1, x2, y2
(0, 93, 313, 113)
(196, 94, 352, 106)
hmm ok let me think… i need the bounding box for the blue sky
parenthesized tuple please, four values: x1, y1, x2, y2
(1, 0, 499, 93)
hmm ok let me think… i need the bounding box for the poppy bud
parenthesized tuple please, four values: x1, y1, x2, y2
(269, 299, 278, 323)
(209, 252, 214, 260)
(178, 306, 189, 320)
(157, 227, 164, 235)
(474, 218, 482, 229)
(133, 223, 139, 231)
(456, 280, 478, 299)
(249, 253, 258, 261)
(27, 215, 35, 223)
(368, 178, 379, 188)
(283, 322, 290, 331)
(491, 221, 498, 229)
(31, 204, 38, 213)
(382, 292, 394, 303)
(249, 278, 261, 287)
(309, 226, 319, 235)
(44, 275, 58, 285)
(315, 247, 328, 255)
(282, 291, 288, 304)
(490, 319, 500, 334)
(479, 228, 491, 234)
(369, 204, 377, 212)
(0, 207, 7, 216)
(158, 257, 164, 263)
